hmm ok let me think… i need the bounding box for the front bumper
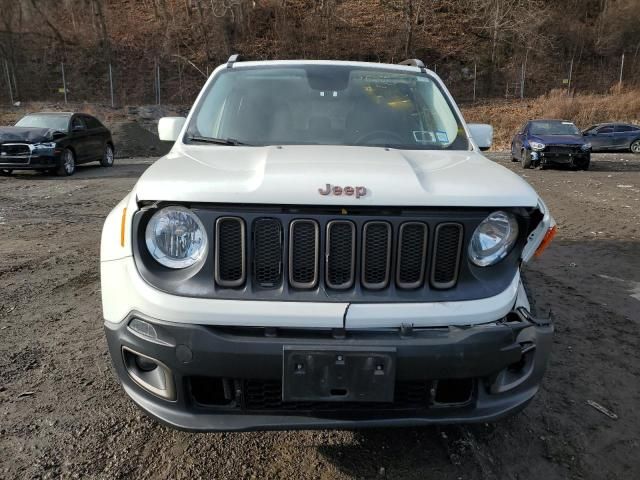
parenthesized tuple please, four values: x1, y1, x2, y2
(0, 153, 60, 170)
(105, 308, 553, 431)
(531, 150, 590, 166)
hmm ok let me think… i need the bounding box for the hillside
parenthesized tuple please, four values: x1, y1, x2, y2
(1, 0, 639, 106)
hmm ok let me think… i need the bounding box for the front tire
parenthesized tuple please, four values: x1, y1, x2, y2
(631, 140, 640, 154)
(100, 144, 114, 167)
(574, 155, 591, 171)
(521, 149, 532, 169)
(57, 149, 76, 176)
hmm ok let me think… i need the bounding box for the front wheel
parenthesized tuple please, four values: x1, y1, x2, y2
(56, 149, 76, 176)
(521, 150, 532, 169)
(574, 155, 590, 171)
(630, 140, 640, 154)
(100, 144, 114, 167)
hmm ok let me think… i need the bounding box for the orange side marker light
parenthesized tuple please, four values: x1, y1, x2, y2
(535, 225, 557, 257)
(120, 208, 127, 247)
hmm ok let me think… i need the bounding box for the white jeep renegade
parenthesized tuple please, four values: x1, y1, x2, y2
(101, 57, 556, 431)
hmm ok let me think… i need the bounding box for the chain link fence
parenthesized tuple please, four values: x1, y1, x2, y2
(1, 54, 638, 108)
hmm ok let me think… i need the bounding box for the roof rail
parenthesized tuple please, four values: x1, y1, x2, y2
(227, 54, 241, 68)
(399, 59, 426, 72)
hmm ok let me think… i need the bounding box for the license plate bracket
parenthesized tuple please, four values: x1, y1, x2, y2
(282, 346, 396, 402)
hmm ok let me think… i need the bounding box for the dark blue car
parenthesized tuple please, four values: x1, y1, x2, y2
(511, 119, 591, 170)
(582, 123, 640, 153)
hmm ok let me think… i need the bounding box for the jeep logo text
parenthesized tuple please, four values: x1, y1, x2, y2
(318, 184, 367, 199)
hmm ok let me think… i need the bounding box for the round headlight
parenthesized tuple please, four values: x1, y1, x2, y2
(145, 206, 207, 269)
(468, 211, 519, 267)
(529, 141, 545, 151)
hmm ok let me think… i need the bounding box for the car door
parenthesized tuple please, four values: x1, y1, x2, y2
(512, 122, 528, 159)
(69, 115, 91, 162)
(613, 125, 636, 150)
(589, 125, 615, 151)
(83, 115, 106, 160)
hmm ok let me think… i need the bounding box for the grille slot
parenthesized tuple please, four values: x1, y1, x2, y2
(289, 220, 319, 289)
(362, 221, 392, 289)
(253, 218, 283, 288)
(396, 222, 428, 289)
(326, 220, 356, 290)
(431, 223, 463, 289)
(215, 217, 246, 287)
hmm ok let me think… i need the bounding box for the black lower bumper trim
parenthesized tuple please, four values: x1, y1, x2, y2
(104, 309, 553, 431)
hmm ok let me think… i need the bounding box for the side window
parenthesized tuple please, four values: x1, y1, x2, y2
(614, 125, 632, 133)
(71, 116, 86, 131)
(84, 116, 103, 129)
(597, 126, 613, 134)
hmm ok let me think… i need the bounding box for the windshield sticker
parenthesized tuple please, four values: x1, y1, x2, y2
(435, 130, 449, 143)
(413, 131, 435, 143)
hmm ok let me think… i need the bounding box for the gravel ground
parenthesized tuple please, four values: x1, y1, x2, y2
(1, 153, 639, 480)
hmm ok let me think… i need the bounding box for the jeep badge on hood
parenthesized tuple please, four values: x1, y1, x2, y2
(318, 183, 367, 198)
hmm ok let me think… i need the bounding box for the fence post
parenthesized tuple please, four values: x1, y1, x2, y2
(619, 53, 625, 87)
(109, 63, 114, 108)
(473, 62, 477, 103)
(567, 57, 573, 95)
(61, 62, 68, 104)
(156, 60, 161, 106)
(4, 59, 13, 105)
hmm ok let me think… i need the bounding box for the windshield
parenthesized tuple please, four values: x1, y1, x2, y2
(187, 65, 469, 150)
(15, 114, 69, 132)
(530, 121, 580, 136)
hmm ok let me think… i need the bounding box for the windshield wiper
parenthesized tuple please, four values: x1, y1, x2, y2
(186, 135, 251, 146)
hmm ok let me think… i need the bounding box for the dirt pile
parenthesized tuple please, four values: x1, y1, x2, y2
(110, 121, 171, 158)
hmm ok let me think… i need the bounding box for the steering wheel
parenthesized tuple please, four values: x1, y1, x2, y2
(354, 130, 405, 146)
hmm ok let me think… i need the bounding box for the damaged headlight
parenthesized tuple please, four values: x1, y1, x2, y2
(32, 142, 57, 151)
(468, 211, 519, 267)
(529, 141, 545, 151)
(145, 206, 207, 269)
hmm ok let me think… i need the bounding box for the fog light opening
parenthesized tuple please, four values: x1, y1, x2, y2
(122, 347, 176, 401)
(134, 355, 158, 372)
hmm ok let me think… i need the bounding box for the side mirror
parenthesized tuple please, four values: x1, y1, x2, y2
(468, 123, 493, 151)
(158, 117, 186, 142)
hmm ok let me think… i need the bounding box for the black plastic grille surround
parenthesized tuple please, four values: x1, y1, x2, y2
(133, 205, 528, 303)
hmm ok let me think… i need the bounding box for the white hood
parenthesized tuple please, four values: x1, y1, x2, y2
(134, 145, 539, 207)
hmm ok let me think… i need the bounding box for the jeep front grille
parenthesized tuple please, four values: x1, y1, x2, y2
(431, 223, 464, 289)
(396, 222, 428, 289)
(212, 215, 463, 292)
(253, 218, 283, 288)
(215, 217, 246, 287)
(361, 221, 392, 289)
(289, 220, 319, 289)
(326, 220, 356, 289)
